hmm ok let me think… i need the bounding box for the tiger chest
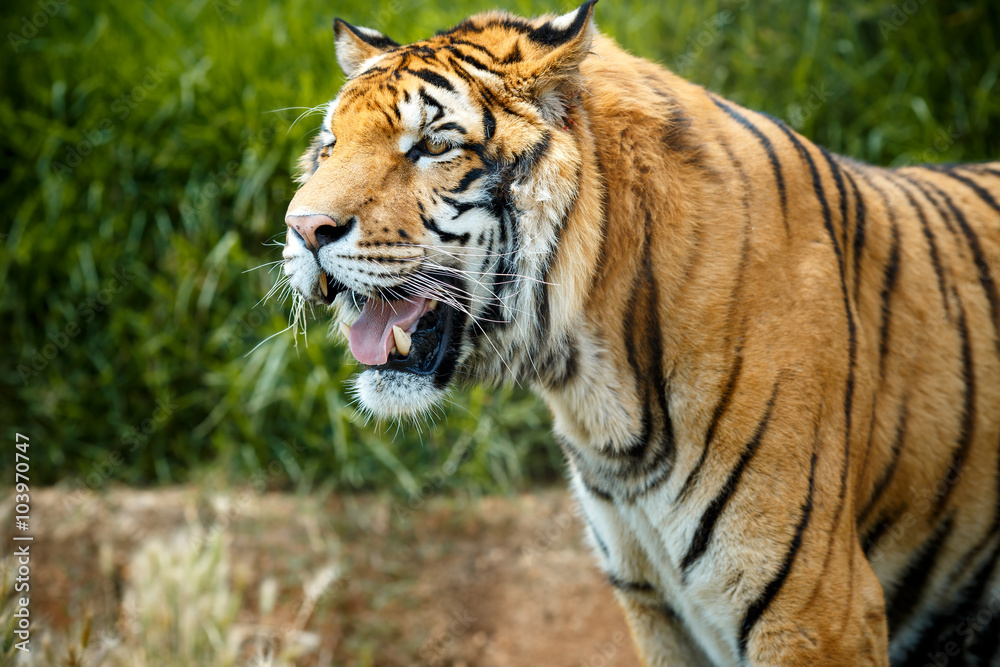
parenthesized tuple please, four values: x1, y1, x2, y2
(567, 459, 741, 666)
(541, 357, 744, 664)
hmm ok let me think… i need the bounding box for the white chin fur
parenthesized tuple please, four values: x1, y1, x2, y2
(352, 368, 446, 420)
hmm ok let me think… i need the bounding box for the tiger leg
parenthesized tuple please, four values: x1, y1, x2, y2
(745, 539, 889, 666)
(616, 592, 709, 666)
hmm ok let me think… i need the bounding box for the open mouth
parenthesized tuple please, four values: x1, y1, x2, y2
(337, 276, 462, 377)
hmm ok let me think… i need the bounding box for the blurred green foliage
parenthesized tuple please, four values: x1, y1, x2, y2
(2, 0, 998, 492)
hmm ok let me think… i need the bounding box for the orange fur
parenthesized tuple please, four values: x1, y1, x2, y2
(283, 4, 1000, 664)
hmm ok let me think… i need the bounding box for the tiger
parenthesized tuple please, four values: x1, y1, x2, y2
(279, 2, 1000, 664)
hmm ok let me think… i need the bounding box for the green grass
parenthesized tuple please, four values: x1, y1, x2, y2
(2, 0, 998, 492)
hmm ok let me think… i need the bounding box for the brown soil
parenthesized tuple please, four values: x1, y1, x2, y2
(5, 487, 639, 666)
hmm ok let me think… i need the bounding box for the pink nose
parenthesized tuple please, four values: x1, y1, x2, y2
(285, 213, 341, 250)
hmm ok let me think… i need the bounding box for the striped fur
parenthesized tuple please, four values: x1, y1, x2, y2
(282, 4, 1000, 664)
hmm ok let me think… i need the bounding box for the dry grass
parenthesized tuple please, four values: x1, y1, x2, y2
(1, 486, 636, 666)
(2, 519, 337, 666)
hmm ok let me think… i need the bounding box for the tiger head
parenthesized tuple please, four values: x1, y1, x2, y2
(283, 2, 601, 419)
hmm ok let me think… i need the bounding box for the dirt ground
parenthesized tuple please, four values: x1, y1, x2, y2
(5, 486, 639, 666)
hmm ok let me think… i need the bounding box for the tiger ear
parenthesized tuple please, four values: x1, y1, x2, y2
(333, 19, 400, 77)
(517, 1, 598, 117)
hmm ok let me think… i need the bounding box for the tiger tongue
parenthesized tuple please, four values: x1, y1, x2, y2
(348, 296, 426, 366)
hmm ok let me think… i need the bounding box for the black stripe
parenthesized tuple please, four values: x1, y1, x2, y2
(434, 121, 466, 135)
(817, 145, 850, 254)
(712, 98, 788, 231)
(584, 514, 611, 558)
(948, 430, 1000, 592)
(450, 168, 484, 195)
(440, 195, 477, 218)
(989, 403, 1000, 542)
(675, 345, 744, 504)
(608, 574, 656, 594)
(408, 68, 455, 92)
(968, 547, 1000, 662)
(417, 89, 445, 126)
(628, 238, 677, 499)
(840, 164, 868, 303)
(334, 19, 400, 50)
(971, 164, 1000, 178)
(674, 138, 752, 505)
(895, 540, 1000, 665)
(885, 516, 954, 633)
(922, 179, 1000, 357)
(854, 170, 900, 378)
(901, 173, 959, 238)
(356, 65, 391, 79)
(420, 211, 470, 245)
(447, 48, 504, 77)
(500, 42, 523, 64)
(473, 197, 519, 336)
(740, 449, 817, 657)
(895, 174, 953, 316)
(535, 278, 551, 342)
(552, 336, 578, 388)
(863, 509, 902, 559)
(447, 55, 481, 90)
(441, 16, 531, 38)
(512, 132, 552, 178)
(877, 222, 901, 381)
(661, 602, 681, 622)
(581, 471, 613, 502)
(933, 300, 975, 514)
(376, 105, 395, 127)
(858, 401, 908, 524)
(764, 115, 857, 543)
(617, 225, 654, 466)
(660, 110, 705, 170)
(471, 132, 549, 330)
(445, 38, 498, 60)
(482, 107, 496, 141)
(680, 383, 779, 577)
(927, 165, 1000, 215)
(529, 0, 595, 46)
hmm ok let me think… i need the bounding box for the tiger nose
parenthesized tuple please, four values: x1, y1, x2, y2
(284, 213, 352, 250)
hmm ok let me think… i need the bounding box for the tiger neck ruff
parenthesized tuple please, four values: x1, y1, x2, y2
(280, 3, 1000, 665)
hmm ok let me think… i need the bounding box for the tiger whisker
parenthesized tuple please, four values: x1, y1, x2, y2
(288, 103, 329, 134)
(243, 260, 284, 274)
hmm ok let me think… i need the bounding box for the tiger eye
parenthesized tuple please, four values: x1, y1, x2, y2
(422, 138, 449, 155)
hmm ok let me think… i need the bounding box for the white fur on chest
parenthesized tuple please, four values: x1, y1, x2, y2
(542, 334, 744, 666)
(569, 464, 741, 667)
